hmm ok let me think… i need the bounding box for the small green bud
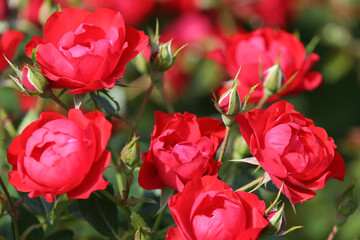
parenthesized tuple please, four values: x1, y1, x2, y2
(265, 203, 286, 236)
(262, 62, 285, 96)
(121, 136, 141, 174)
(150, 39, 186, 72)
(335, 180, 358, 225)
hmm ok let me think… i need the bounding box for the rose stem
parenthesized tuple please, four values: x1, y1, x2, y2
(236, 176, 264, 192)
(326, 225, 338, 240)
(152, 208, 166, 232)
(0, 177, 19, 240)
(116, 169, 126, 200)
(254, 94, 269, 109)
(49, 90, 69, 111)
(217, 126, 232, 162)
(160, 89, 175, 113)
(131, 82, 154, 136)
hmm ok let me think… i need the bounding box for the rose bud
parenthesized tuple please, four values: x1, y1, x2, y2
(262, 62, 285, 96)
(21, 65, 49, 95)
(121, 135, 140, 174)
(150, 39, 186, 72)
(7, 59, 49, 96)
(214, 76, 241, 127)
(264, 203, 286, 236)
(334, 180, 358, 225)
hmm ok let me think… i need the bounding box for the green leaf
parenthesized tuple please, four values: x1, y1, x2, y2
(157, 186, 174, 215)
(77, 185, 119, 238)
(91, 93, 118, 116)
(17, 191, 53, 218)
(17, 109, 39, 135)
(131, 212, 152, 240)
(44, 229, 74, 240)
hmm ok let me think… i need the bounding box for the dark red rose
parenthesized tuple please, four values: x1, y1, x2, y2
(237, 100, 345, 203)
(0, 30, 24, 72)
(210, 27, 322, 103)
(166, 176, 268, 240)
(7, 109, 112, 202)
(25, 8, 148, 94)
(138, 111, 225, 192)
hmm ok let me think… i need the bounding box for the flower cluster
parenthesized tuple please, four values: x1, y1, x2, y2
(0, 1, 352, 240)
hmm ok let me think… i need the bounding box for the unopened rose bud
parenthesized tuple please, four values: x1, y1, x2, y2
(265, 203, 286, 236)
(6, 56, 49, 96)
(262, 62, 285, 96)
(218, 78, 241, 116)
(214, 69, 242, 127)
(150, 39, 186, 72)
(335, 181, 358, 224)
(121, 136, 140, 174)
(21, 65, 49, 95)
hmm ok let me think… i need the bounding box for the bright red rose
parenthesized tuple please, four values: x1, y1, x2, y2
(7, 109, 112, 202)
(166, 176, 268, 240)
(210, 27, 322, 103)
(237, 100, 345, 203)
(83, 0, 154, 26)
(25, 8, 149, 94)
(0, 30, 24, 72)
(138, 111, 225, 192)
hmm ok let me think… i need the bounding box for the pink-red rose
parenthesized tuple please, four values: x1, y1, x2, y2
(166, 176, 268, 240)
(210, 27, 322, 103)
(25, 8, 148, 94)
(7, 109, 112, 202)
(138, 111, 225, 192)
(0, 30, 24, 72)
(237, 100, 345, 203)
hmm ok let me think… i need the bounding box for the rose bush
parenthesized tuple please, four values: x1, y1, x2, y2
(166, 176, 268, 240)
(0, 30, 24, 72)
(25, 8, 148, 94)
(210, 27, 322, 103)
(138, 111, 225, 192)
(7, 109, 112, 202)
(237, 100, 346, 203)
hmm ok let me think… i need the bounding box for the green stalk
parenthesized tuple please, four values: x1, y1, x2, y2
(0, 177, 19, 240)
(217, 126, 232, 162)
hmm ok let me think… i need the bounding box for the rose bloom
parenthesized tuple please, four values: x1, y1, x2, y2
(0, 30, 24, 72)
(25, 8, 148, 94)
(209, 27, 322, 103)
(7, 109, 112, 202)
(138, 111, 225, 192)
(166, 176, 268, 240)
(83, 0, 154, 26)
(237, 100, 345, 203)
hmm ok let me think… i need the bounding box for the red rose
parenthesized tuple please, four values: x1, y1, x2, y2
(210, 27, 322, 103)
(0, 30, 24, 72)
(84, 0, 154, 26)
(166, 176, 268, 240)
(25, 8, 148, 94)
(7, 109, 112, 202)
(237, 100, 345, 203)
(138, 111, 225, 192)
